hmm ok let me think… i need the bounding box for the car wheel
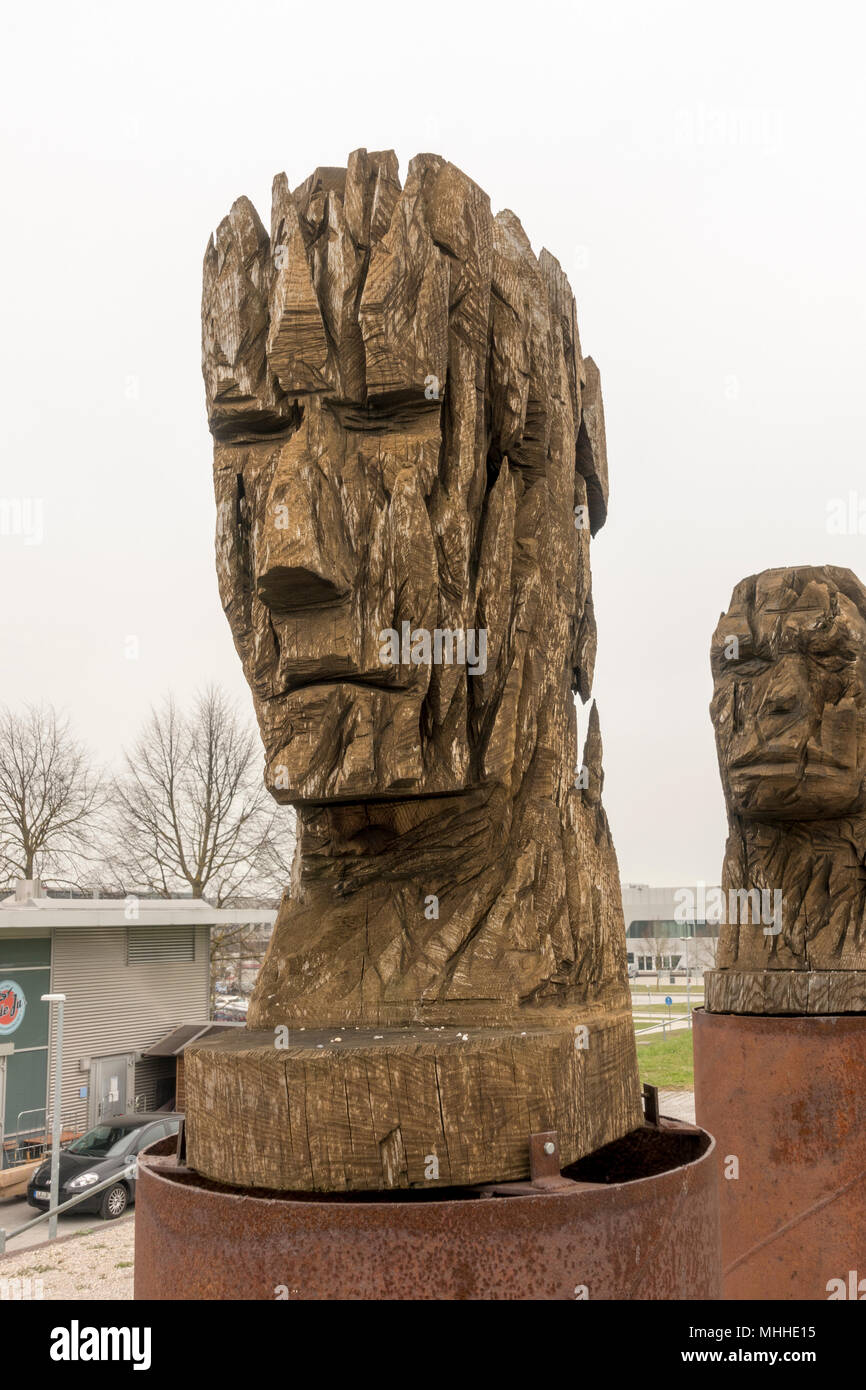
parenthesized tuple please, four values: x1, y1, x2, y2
(99, 1182, 129, 1220)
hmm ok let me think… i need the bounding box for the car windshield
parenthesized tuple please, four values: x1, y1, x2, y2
(66, 1123, 140, 1158)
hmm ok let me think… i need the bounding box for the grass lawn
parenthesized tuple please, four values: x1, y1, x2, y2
(636, 1026, 694, 1090)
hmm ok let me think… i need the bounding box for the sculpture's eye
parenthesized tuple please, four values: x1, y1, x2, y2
(235, 473, 253, 595)
(235, 473, 249, 535)
(810, 649, 856, 674)
(234, 475, 252, 544)
(733, 680, 748, 733)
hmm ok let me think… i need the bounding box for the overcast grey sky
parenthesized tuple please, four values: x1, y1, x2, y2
(2, 0, 864, 885)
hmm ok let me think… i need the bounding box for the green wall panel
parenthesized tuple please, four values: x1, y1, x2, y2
(0, 938, 51, 970)
(4, 1048, 49, 1136)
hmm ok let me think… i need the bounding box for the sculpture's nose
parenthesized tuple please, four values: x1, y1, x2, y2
(257, 449, 352, 614)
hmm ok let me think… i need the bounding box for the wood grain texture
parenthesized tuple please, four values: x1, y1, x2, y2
(191, 150, 642, 1189)
(184, 1012, 638, 1192)
(706, 969, 866, 1015)
(708, 566, 866, 1014)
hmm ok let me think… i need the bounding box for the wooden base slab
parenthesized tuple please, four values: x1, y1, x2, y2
(183, 1012, 642, 1192)
(705, 969, 866, 1015)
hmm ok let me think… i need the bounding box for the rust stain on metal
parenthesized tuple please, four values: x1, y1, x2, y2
(529, 1130, 560, 1179)
(642, 1083, 660, 1127)
(694, 1007, 866, 1300)
(134, 1124, 721, 1301)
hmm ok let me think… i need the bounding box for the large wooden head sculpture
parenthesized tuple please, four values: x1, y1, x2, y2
(195, 151, 640, 1190)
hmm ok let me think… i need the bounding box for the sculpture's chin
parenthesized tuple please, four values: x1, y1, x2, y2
(264, 745, 426, 804)
(256, 677, 485, 804)
(727, 771, 865, 822)
(270, 784, 428, 808)
(256, 680, 423, 803)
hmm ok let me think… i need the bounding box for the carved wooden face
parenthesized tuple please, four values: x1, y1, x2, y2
(710, 568, 866, 820)
(212, 394, 463, 802)
(204, 152, 605, 807)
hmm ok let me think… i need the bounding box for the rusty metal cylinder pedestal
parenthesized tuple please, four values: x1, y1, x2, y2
(693, 1007, 866, 1300)
(134, 1124, 721, 1301)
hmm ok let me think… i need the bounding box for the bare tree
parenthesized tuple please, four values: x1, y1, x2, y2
(106, 685, 293, 905)
(642, 931, 680, 990)
(0, 704, 104, 888)
(209, 913, 279, 1012)
(209, 841, 295, 1011)
(701, 923, 722, 971)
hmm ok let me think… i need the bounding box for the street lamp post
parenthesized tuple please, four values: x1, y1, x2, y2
(685, 931, 692, 1025)
(41, 994, 66, 1240)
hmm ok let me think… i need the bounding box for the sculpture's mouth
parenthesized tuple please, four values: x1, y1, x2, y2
(267, 674, 413, 699)
(730, 746, 849, 775)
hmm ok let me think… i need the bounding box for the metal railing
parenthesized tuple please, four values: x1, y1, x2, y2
(93, 1095, 146, 1121)
(15, 1108, 46, 1136)
(9, 1109, 48, 1164)
(0, 1161, 137, 1255)
(4, 1108, 80, 1165)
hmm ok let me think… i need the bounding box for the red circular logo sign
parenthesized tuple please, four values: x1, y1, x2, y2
(0, 980, 26, 1034)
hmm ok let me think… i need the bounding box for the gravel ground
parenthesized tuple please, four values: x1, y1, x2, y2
(0, 1216, 134, 1300)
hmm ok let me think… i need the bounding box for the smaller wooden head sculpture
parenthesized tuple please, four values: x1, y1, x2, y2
(708, 565, 866, 1011)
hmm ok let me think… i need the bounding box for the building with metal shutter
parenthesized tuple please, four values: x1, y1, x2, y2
(0, 883, 274, 1162)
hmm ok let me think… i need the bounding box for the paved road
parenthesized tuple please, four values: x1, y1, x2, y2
(632, 995, 696, 1037)
(631, 991, 704, 1006)
(658, 1090, 696, 1123)
(0, 1193, 120, 1251)
(634, 1018, 692, 1037)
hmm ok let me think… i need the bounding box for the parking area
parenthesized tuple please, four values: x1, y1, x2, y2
(0, 1192, 121, 1251)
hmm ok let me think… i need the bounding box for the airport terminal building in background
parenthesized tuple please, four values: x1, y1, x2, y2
(621, 884, 720, 979)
